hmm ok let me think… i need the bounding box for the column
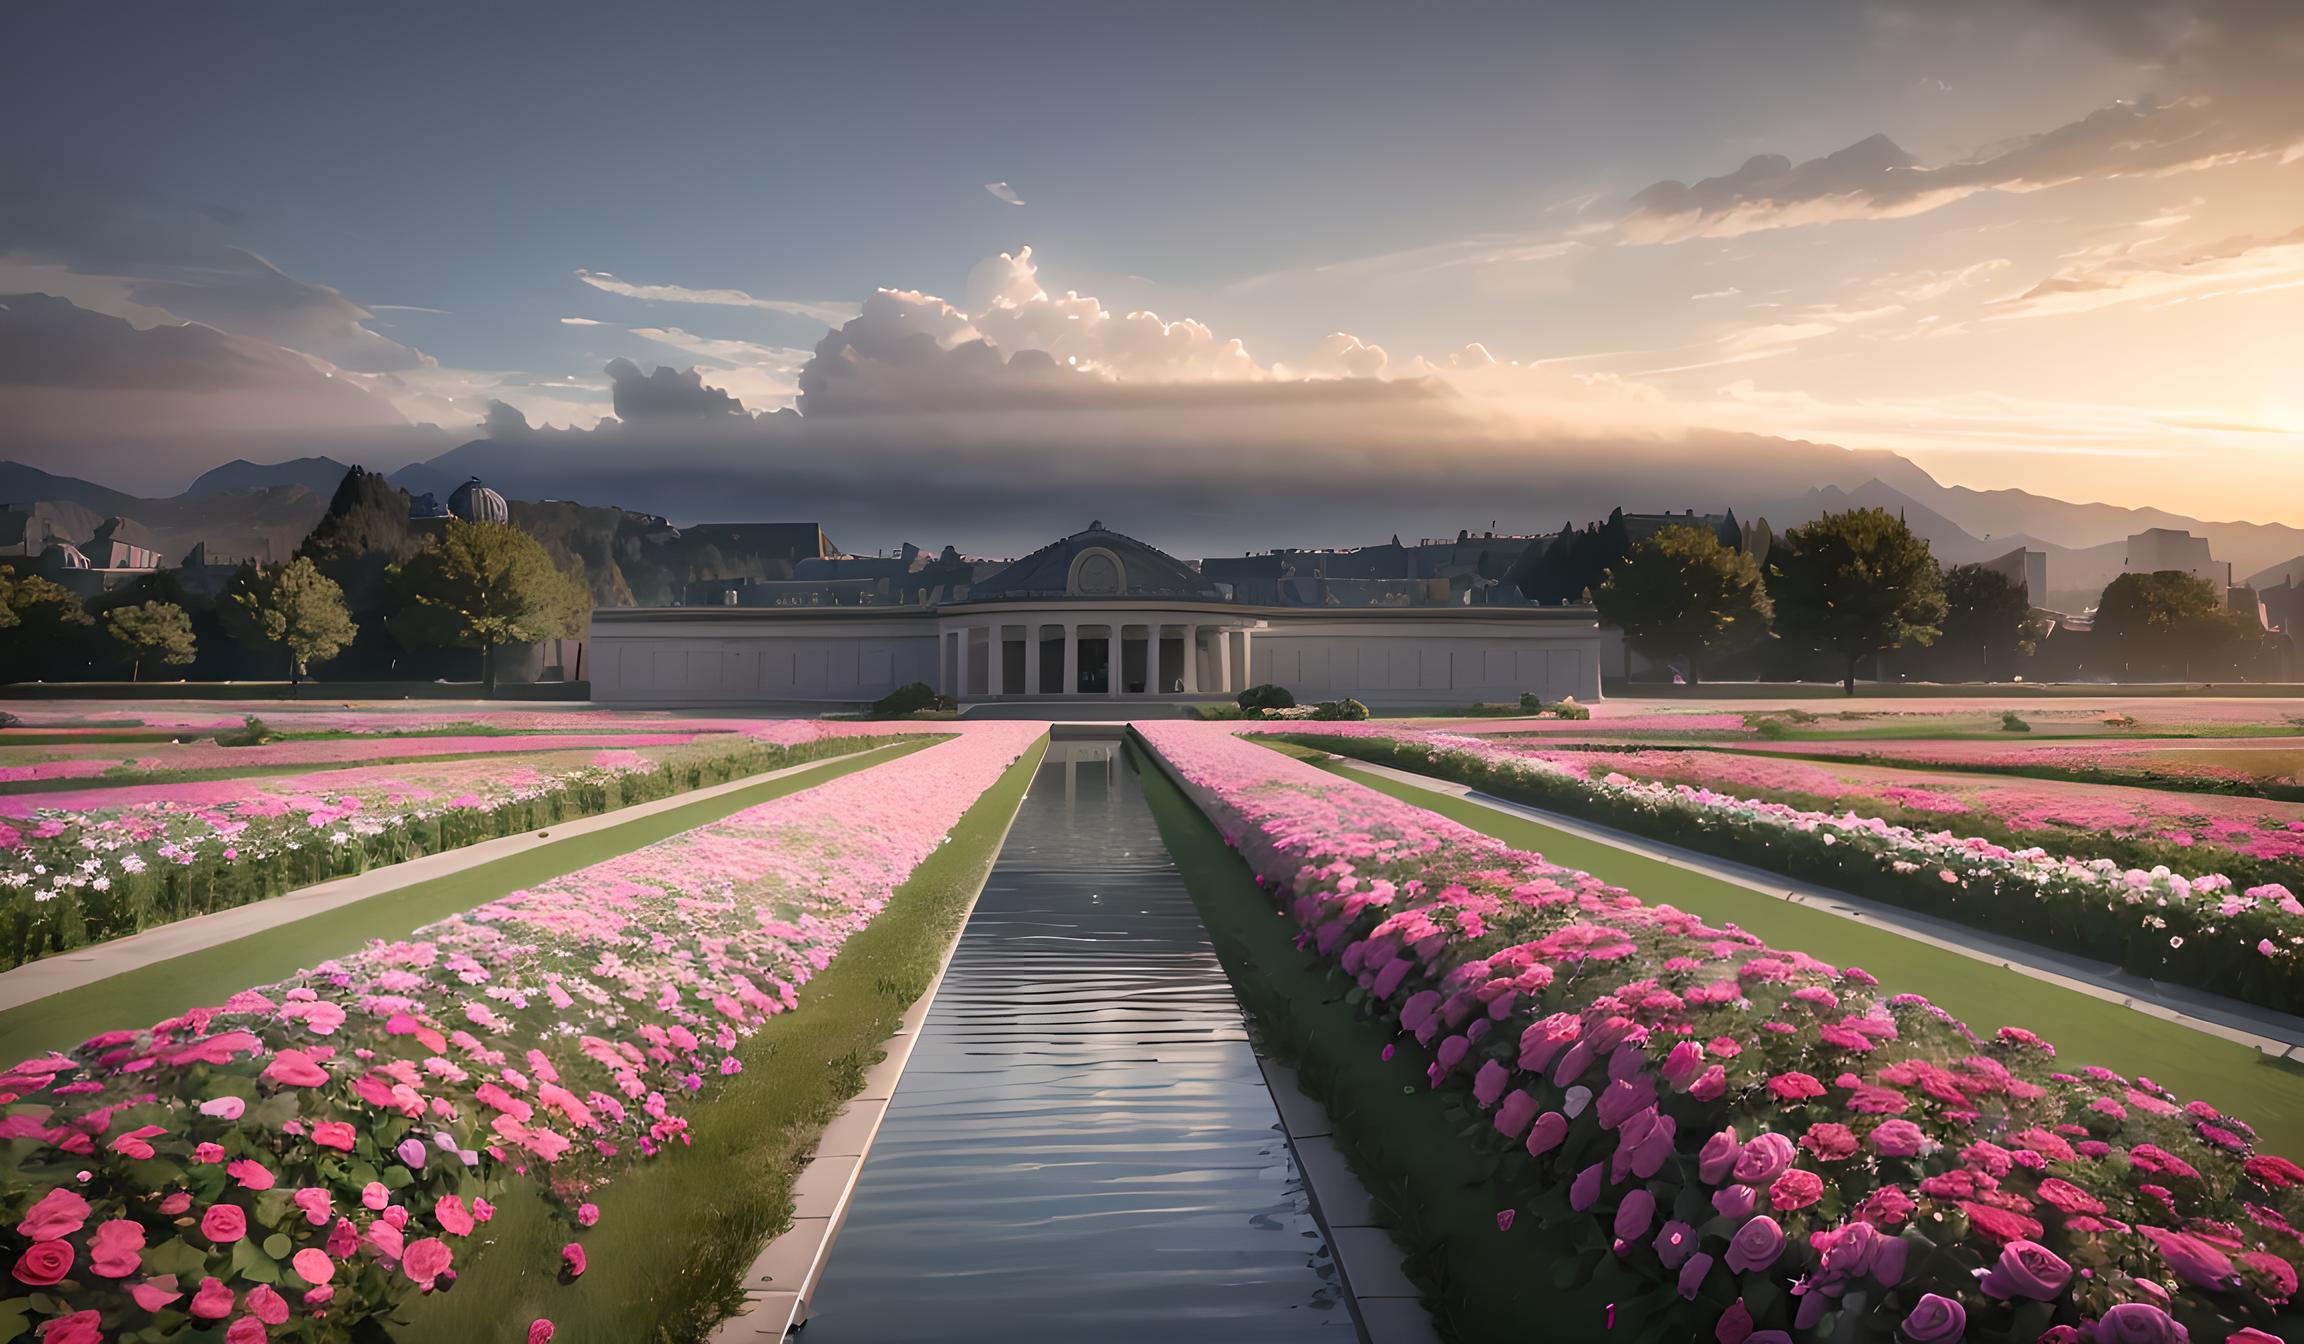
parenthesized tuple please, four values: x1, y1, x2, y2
(955, 628, 972, 698)
(1182, 624, 1199, 693)
(1062, 622, 1079, 696)
(1109, 624, 1124, 698)
(1216, 625, 1232, 693)
(1238, 629, 1254, 690)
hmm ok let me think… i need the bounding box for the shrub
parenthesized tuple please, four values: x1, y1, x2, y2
(1519, 692, 1547, 713)
(1311, 698, 1370, 721)
(1548, 697, 1590, 721)
(1751, 717, 1792, 739)
(1238, 683, 1297, 712)
(872, 682, 954, 717)
(216, 714, 277, 747)
(2002, 710, 2033, 733)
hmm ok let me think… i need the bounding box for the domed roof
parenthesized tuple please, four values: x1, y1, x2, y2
(448, 477, 509, 524)
(962, 522, 1224, 603)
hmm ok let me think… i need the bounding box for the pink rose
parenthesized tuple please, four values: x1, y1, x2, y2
(1769, 1169, 1824, 1211)
(2094, 1302, 2184, 1344)
(16, 1188, 89, 1241)
(362, 1181, 390, 1210)
(1800, 1123, 1858, 1162)
(1900, 1293, 1965, 1343)
(528, 1323, 556, 1344)
(190, 1276, 236, 1320)
(1979, 1239, 2071, 1300)
(2139, 1225, 2242, 1293)
(226, 1159, 275, 1191)
(130, 1275, 184, 1311)
(311, 1121, 357, 1151)
(292, 1247, 335, 1285)
(225, 1317, 266, 1344)
(402, 1236, 453, 1289)
(560, 1242, 586, 1279)
(40, 1310, 102, 1344)
(435, 1195, 475, 1237)
(1867, 1119, 1925, 1157)
(1697, 1128, 1741, 1184)
(13, 1239, 73, 1286)
(247, 1283, 290, 1325)
(201, 1204, 248, 1243)
(88, 1218, 146, 1278)
(1731, 1132, 1796, 1185)
(1724, 1215, 1785, 1273)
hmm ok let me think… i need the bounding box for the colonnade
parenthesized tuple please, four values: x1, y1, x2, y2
(942, 620, 1253, 698)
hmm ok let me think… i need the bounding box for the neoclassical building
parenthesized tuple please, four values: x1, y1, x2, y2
(590, 523, 1603, 708)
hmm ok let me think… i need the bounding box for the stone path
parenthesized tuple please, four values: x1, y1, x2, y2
(0, 744, 909, 1015)
(1338, 757, 2304, 1058)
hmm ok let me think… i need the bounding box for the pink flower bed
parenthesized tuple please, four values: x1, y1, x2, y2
(1488, 745, 2304, 868)
(1138, 722, 2302, 1343)
(0, 733, 713, 786)
(0, 723, 1040, 1342)
(1739, 737, 2304, 789)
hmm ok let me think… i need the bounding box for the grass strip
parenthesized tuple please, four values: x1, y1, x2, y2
(1138, 744, 1647, 1344)
(394, 734, 1047, 1344)
(0, 741, 933, 1061)
(1295, 750, 2304, 1158)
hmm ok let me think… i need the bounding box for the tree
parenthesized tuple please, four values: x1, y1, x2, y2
(1767, 508, 1947, 694)
(2094, 570, 2256, 680)
(1938, 564, 2037, 679)
(1594, 524, 1771, 684)
(105, 601, 197, 681)
(0, 572, 96, 682)
(222, 557, 358, 690)
(390, 519, 590, 695)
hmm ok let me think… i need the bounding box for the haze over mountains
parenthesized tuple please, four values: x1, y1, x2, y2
(9, 419, 2301, 614)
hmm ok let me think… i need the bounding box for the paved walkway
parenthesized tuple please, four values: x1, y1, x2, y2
(1337, 758, 2304, 1058)
(0, 744, 908, 1015)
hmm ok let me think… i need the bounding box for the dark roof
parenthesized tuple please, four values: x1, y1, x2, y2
(960, 522, 1225, 603)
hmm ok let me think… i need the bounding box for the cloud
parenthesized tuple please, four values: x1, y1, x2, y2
(604, 356, 750, 420)
(573, 270, 859, 325)
(0, 291, 441, 489)
(983, 181, 1026, 206)
(1295, 331, 1391, 379)
(117, 247, 433, 374)
(560, 316, 604, 326)
(1622, 3, 2304, 244)
(1990, 223, 2304, 318)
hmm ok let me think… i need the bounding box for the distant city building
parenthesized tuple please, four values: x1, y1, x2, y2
(446, 477, 510, 524)
(2123, 528, 2229, 590)
(1981, 546, 2050, 604)
(34, 517, 166, 596)
(408, 491, 449, 519)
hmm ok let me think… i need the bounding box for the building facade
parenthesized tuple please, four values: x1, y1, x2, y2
(591, 523, 1603, 708)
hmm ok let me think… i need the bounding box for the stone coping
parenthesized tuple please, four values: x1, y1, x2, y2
(1337, 757, 2304, 1057)
(0, 743, 912, 1015)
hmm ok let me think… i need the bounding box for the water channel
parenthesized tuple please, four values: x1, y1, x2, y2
(801, 735, 1353, 1340)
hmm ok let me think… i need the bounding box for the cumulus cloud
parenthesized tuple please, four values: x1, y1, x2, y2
(605, 356, 751, 421)
(983, 181, 1026, 206)
(574, 269, 859, 325)
(1295, 331, 1391, 379)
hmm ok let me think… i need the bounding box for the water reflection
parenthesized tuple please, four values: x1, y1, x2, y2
(802, 740, 1350, 1340)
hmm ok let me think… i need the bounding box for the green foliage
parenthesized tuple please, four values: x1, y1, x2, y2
(1751, 716, 1792, 739)
(222, 556, 358, 681)
(1310, 698, 1370, 721)
(0, 573, 95, 682)
(1767, 508, 1947, 692)
(1548, 697, 1590, 720)
(1940, 563, 2036, 669)
(871, 682, 955, 717)
(1595, 524, 1772, 684)
(104, 600, 197, 680)
(2094, 570, 2258, 678)
(1237, 683, 1296, 711)
(1517, 692, 1547, 712)
(217, 715, 278, 748)
(2000, 710, 2032, 733)
(390, 519, 590, 694)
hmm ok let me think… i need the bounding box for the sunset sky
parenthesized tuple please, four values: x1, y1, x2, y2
(3, 0, 2300, 522)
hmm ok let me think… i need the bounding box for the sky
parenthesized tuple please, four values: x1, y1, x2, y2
(2, 0, 2301, 526)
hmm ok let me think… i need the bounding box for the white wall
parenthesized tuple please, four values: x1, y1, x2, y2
(592, 622, 937, 706)
(1252, 625, 1600, 706)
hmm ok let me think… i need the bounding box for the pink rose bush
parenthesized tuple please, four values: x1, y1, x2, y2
(1276, 728, 2304, 1015)
(0, 722, 922, 970)
(1139, 723, 2303, 1344)
(1734, 735, 2304, 800)
(0, 723, 1038, 1340)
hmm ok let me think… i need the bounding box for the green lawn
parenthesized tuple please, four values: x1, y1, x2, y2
(0, 741, 930, 1061)
(1140, 749, 1655, 1344)
(1303, 753, 2304, 1157)
(395, 736, 1047, 1344)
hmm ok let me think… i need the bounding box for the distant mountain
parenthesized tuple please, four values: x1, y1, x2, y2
(0, 460, 145, 516)
(183, 456, 351, 499)
(0, 459, 331, 565)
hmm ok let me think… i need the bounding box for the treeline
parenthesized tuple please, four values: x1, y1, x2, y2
(1, 469, 589, 692)
(1591, 508, 2275, 688)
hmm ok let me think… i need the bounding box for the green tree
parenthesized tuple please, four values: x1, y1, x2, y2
(2094, 570, 2256, 679)
(390, 519, 589, 695)
(105, 600, 197, 681)
(1938, 563, 2037, 679)
(1768, 508, 1947, 694)
(1594, 524, 1771, 684)
(222, 557, 358, 690)
(0, 573, 95, 682)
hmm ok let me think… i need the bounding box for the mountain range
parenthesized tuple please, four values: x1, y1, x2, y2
(7, 435, 2303, 614)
